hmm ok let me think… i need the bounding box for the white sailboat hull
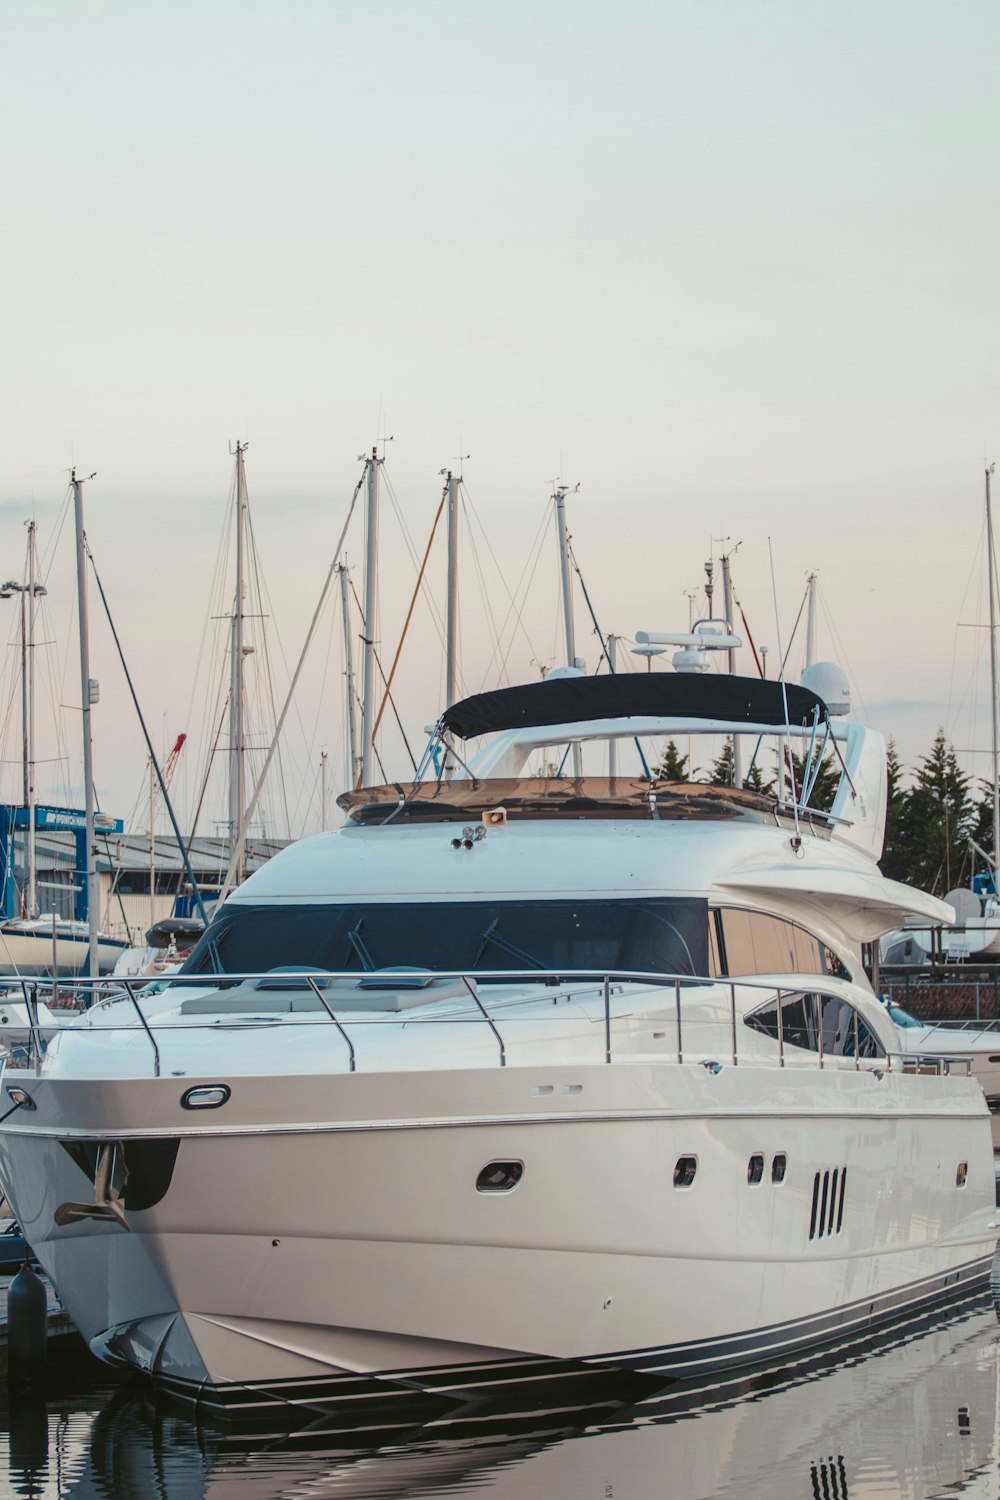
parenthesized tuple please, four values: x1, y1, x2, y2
(1, 1061, 993, 1418)
(0, 926, 125, 977)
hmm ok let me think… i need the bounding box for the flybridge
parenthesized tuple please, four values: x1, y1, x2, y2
(441, 674, 830, 740)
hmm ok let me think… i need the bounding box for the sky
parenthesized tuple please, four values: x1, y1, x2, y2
(1, 0, 998, 839)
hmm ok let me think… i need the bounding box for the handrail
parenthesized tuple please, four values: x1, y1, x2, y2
(0, 967, 907, 1083)
(305, 976, 356, 1073)
(119, 978, 162, 1078)
(462, 976, 505, 1067)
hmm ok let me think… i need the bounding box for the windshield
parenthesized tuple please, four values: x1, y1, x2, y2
(180, 898, 710, 979)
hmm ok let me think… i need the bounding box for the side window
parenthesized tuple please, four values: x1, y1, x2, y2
(821, 945, 851, 981)
(708, 912, 723, 978)
(780, 992, 821, 1050)
(720, 909, 787, 975)
(716, 908, 851, 982)
(820, 995, 885, 1058)
(744, 992, 820, 1051)
(746, 993, 884, 1059)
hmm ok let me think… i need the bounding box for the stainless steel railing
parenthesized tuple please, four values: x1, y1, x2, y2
(0, 969, 975, 1082)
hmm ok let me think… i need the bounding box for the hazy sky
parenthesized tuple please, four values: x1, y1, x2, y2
(1, 1, 998, 835)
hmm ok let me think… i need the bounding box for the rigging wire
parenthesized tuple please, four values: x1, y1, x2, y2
(84, 540, 208, 925)
(217, 469, 367, 903)
(461, 482, 544, 678)
(567, 540, 651, 779)
(478, 499, 553, 691)
(461, 495, 504, 690)
(371, 486, 447, 746)
(381, 467, 449, 648)
(348, 575, 418, 774)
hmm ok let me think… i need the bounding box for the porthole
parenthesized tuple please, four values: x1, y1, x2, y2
(956, 1161, 969, 1188)
(772, 1153, 787, 1184)
(673, 1155, 697, 1188)
(476, 1160, 523, 1193)
(747, 1153, 764, 1186)
(181, 1084, 231, 1111)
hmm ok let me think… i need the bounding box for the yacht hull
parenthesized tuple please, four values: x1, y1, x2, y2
(0, 1062, 995, 1418)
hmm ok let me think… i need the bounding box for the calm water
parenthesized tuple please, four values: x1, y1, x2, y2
(3, 1292, 1000, 1500)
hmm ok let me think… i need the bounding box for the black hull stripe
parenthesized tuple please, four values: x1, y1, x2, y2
(147, 1252, 995, 1417)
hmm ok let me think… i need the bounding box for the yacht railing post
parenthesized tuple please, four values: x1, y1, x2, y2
(675, 980, 683, 1064)
(306, 977, 356, 1073)
(853, 1008, 860, 1070)
(730, 983, 738, 1065)
(462, 977, 505, 1067)
(776, 988, 784, 1067)
(23, 980, 40, 1071)
(603, 975, 611, 1063)
(120, 979, 161, 1078)
(817, 994, 824, 1070)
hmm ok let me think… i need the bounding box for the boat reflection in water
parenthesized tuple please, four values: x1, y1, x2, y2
(6, 1288, 1000, 1500)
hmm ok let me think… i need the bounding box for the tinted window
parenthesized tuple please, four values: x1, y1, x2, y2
(745, 992, 883, 1058)
(745, 992, 819, 1050)
(717, 908, 850, 981)
(820, 994, 883, 1058)
(182, 898, 710, 979)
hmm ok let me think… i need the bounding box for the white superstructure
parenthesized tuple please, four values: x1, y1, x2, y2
(0, 672, 995, 1420)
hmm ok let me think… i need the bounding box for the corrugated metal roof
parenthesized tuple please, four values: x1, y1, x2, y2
(21, 829, 290, 877)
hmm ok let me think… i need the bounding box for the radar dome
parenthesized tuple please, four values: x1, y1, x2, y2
(945, 887, 981, 924)
(800, 661, 851, 716)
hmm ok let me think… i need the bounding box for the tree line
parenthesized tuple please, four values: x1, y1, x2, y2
(653, 730, 991, 896)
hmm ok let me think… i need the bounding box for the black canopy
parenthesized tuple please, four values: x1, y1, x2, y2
(442, 673, 828, 740)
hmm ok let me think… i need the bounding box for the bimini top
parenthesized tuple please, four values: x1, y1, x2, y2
(442, 673, 828, 740)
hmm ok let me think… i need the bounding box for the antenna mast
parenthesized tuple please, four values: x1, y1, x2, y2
(72, 469, 100, 977)
(26, 521, 39, 919)
(553, 483, 582, 777)
(228, 442, 248, 885)
(986, 464, 999, 873)
(338, 563, 359, 791)
(360, 447, 382, 786)
(805, 571, 817, 670)
(719, 543, 742, 786)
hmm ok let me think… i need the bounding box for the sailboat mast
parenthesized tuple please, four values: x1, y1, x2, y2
(804, 571, 817, 670)
(444, 470, 460, 777)
(149, 757, 156, 931)
(337, 563, 359, 790)
(72, 470, 100, 978)
(26, 520, 38, 919)
(554, 485, 582, 777)
(986, 463, 999, 873)
(607, 633, 617, 779)
(720, 548, 742, 787)
(445, 470, 459, 709)
(229, 443, 248, 884)
(360, 449, 380, 787)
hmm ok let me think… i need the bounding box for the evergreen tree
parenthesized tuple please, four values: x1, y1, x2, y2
(653, 739, 690, 782)
(744, 758, 775, 796)
(899, 729, 973, 894)
(970, 778, 995, 867)
(704, 738, 734, 787)
(879, 737, 909, 883)
(790, 748, 839, 812)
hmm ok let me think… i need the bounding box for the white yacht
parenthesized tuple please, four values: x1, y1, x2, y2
(0, 671, 995, 1420)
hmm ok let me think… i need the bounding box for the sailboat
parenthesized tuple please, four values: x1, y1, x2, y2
(0, 496, 126, 979)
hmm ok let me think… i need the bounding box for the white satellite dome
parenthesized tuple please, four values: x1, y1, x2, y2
(800, 660, 851, 716)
